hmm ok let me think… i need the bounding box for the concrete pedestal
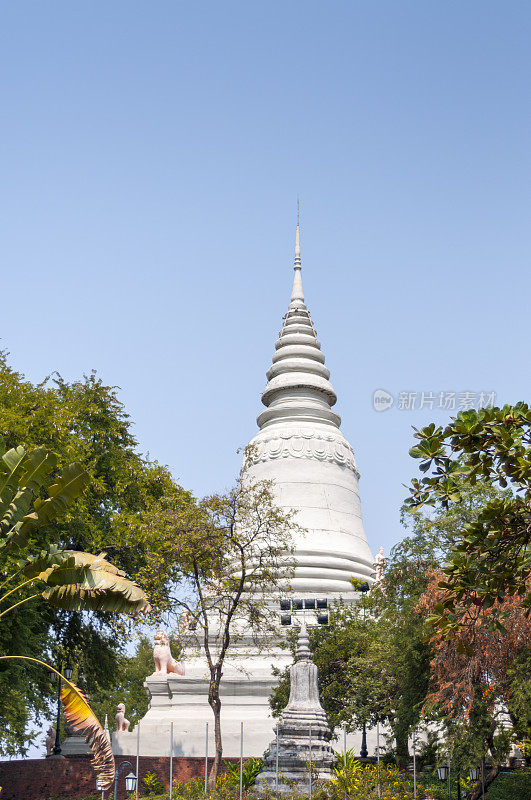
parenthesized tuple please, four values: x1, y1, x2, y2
(113, 644, 290, 758)
(61, 733, 91, 756)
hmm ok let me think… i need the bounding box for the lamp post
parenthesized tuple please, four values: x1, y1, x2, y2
(52, 658, 73, 756)
(359, 582, 370, 759)
(412, 729, 417, 800)
(360, 722, 368, 759)
(113, 760, 137, 800)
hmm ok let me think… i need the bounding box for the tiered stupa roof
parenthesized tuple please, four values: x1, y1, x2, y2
(258, 210, 340, 430)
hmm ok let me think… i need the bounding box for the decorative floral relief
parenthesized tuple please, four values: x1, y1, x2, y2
(250, 429, 358, 474)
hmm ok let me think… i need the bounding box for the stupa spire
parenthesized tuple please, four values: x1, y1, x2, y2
(291, 200, 304, 305)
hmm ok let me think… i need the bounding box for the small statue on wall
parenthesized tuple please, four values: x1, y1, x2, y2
(152, 629, 185, 676)
(115, 702, 130, 732)
(375, 546, 386, 582)
(45, 726, 55, 756)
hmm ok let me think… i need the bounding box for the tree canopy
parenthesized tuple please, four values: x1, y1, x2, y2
(406, 404, 531, 632)
(0, 351, 192, 754)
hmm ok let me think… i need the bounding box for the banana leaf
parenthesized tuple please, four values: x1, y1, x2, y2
(61, 681, 115, 789)
(22, 549, 150, 614)
(3, 462, 89, 551)
(0, 656, 115, 790)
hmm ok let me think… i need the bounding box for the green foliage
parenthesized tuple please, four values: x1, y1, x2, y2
(332, 749, 362, 793)
(171, 776, 207, 800)
(170, 774, 259, 800)
(271, 479, 521, 767)
(270, 604, 393, 732)
(142, 771, 163, 795)
(507, 650, 531, 742)
(221, 759, 263, 790)
(416, 771, 472, 800)
(330, 761, 428, 799)
(405, 405, 531, 629)
(50, 769, 531, 800)
(0, 351, 191, 754)
(485, 770, 531, 800)
(415, 730, 438, 768)
(0, 437, 150, 788)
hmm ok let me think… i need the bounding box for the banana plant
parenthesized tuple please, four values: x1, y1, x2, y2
(0, 655, 116, 787)
(0, 440, 150, 789)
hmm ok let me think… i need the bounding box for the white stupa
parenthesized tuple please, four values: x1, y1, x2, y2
(245, 208, 374, 595)
(113, 214, 374, 758)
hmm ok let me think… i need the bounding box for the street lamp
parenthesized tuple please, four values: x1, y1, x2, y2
(77, 666, 87, 690)
(469, 767, 480, 781)
(437, 759, 451, 800)
(125, 772, 137, 792)
(113, 760, 137, 799)
(52, 658, 72, 756)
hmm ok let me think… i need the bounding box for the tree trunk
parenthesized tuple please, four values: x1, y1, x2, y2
(394, 731, 409, 769)
(208, 685, 223, 788)
(465, 765, 499, 800)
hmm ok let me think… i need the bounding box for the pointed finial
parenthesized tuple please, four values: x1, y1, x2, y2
(295, 199, 301, 266)
(296, 623, 311, 660)
(291, 200, 304, 304)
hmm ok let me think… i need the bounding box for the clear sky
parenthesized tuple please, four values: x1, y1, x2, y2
(2, 1, 530, 559)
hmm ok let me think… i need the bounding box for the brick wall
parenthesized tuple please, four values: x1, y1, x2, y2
(0, 755, 238, 800)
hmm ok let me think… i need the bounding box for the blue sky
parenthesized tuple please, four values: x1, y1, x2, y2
(2, 1, 530, 559)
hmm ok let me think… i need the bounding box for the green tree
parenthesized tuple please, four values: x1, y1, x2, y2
(406, 404, 531, 631)
(0, 351, 193, 753)
(142, 469, 296, 786)
(270, 481, 506, 765)
(0, 440, 149, 788)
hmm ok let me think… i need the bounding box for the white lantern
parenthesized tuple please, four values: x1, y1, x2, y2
(437, 764, 449, 781)
(124, 772, 137, 792)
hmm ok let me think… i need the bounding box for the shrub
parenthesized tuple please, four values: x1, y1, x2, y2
(332, 761, 431, 800)
(172, 775, 206, 800)
(142, 771, 163, 796)
(486, 770, 531, 800)
(221, 759, 263, 790)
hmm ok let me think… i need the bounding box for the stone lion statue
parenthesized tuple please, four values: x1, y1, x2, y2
(375, 546, 386, 582)
(152, 629, 185, 676)
(45, 726, 55, 756)
(115, 702, 130, 732)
